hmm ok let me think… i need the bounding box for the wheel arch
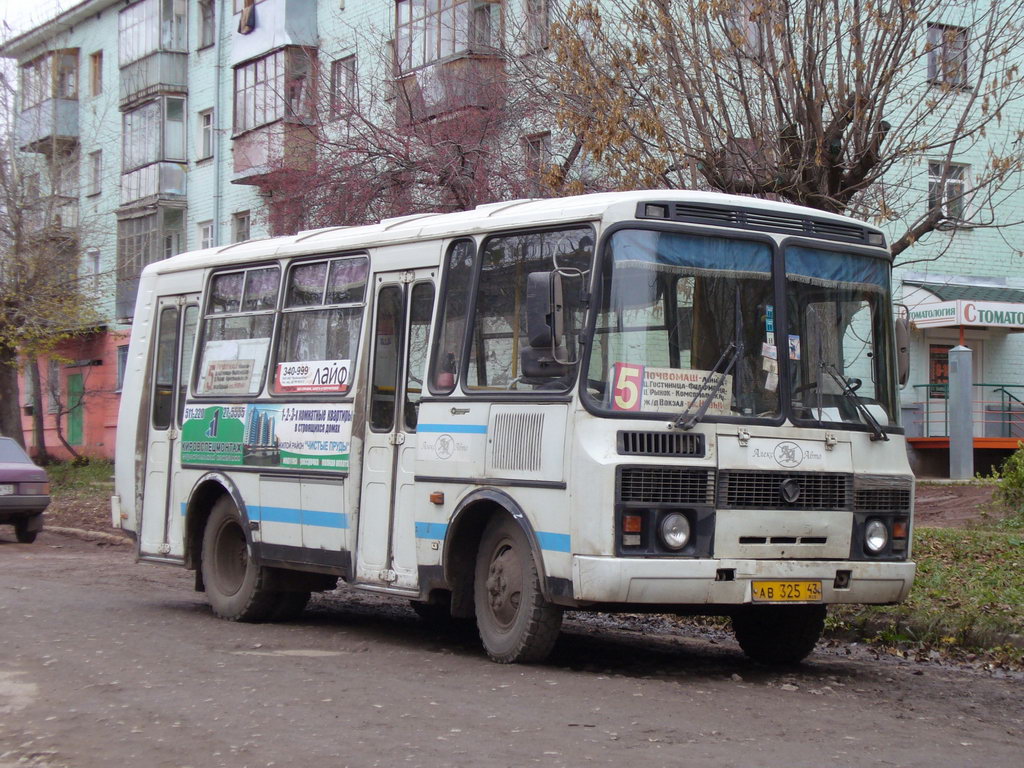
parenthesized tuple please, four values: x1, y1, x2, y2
(183, 472, 255, 576)
(442, 488, 551, 618)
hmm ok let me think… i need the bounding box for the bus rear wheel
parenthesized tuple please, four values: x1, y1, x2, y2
(201, 496, 278, 622)
(731, 604, 827, 665)
(474, 516, 562, 664)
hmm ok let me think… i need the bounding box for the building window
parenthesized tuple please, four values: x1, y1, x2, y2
(119, 0, 187, 67)
(20, 50, 78, 110)
(928, 161, 968, 221)
(85, 249, 102, 291)
(330, 55, 357, 116)
(233, 48, 314, 134)
(89, 51, 103, 96)
(233, 211, 251, 243)
(395, 0, 500, 73)
(198, 109, 214, 158)
(87, 151, 102, 196)
(116, 344, 130, 391)
(122, 97, 186, 172)
(523, 132, 551, 194)
(927, 23, 968, 87)
(47, 360, 60, 413)
(198, 220, 214, 250)
(524, 0, 550, 51)
(199, 0, 216, 49)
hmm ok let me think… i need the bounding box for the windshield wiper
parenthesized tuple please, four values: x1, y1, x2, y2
(674, 342, 741, 431)
(821, 363, 888, 441)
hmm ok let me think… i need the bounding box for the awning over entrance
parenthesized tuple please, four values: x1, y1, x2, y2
(903, 281, 1024, 331)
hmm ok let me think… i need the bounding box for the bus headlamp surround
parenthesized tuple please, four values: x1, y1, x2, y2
(659, 512, 691, 551)
(864, 519, 889, 554)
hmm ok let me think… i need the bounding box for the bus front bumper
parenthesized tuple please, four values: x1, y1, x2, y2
(571, 556, 915, 606)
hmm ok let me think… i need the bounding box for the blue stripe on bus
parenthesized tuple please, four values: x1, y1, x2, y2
(256, 506, 349, 529)
(415, 522, 569, 553)
(415, 522, 449, 540)
(536, 531, 571, 553)
(417, 423, 488, 434)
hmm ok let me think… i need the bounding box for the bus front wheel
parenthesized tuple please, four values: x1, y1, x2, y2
(201, 496, 279, 622)
(731, 604, 826, 665)
(474, 516, 562, 664)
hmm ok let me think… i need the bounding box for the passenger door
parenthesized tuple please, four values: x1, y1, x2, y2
(356, 270, 435, 590)
(139, 295, 199, 559)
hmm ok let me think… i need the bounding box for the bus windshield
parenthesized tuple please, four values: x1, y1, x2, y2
(584, 229, 779, 420)
(785, 245, 898, 430)
(583, 230, 898, 431)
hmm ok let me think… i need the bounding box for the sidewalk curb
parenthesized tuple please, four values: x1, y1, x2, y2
(45, 526, 132, 546)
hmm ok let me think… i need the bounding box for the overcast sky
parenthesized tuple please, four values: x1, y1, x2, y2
(1, 0, 66, 40)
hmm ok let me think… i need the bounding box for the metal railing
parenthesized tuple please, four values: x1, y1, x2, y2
(908, 383, 1024, 438)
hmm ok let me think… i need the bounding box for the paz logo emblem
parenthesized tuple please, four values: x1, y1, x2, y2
(434, 434, 455, 460)
(773, 441, 803, 468)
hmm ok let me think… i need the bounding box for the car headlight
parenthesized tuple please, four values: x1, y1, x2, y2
(659, 512, 691, 551)
(864, 519, 889, 554)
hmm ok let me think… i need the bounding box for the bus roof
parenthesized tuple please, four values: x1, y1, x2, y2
(143, 190, 887, 278)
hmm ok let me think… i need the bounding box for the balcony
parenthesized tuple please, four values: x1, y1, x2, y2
(17, 99, 79, 153)
(395, 55, 506, 125)
(23, 195, 79, 238)
(231, 121, 316, 186)
(120, 51, 188, 107)
(121, 162, 187, 206)
(230, 0, 318, 66)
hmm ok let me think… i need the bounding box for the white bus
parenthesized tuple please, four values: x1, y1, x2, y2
(113, 190, 915, 664)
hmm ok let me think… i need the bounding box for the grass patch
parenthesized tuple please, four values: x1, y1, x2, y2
(47, 459, 114, 495)
(831, 525, 1024, 664)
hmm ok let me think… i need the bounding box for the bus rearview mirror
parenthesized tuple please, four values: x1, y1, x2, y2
(526, 271, 565, 348)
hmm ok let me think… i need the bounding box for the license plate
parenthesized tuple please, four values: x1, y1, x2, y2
(751, 580, 822, 602)
(0, 484, 13, 496)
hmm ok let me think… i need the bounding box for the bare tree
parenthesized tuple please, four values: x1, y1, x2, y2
(0, 69, 104, 449)
(255, 14, 598, 234)
(547, 0, 1024, 259)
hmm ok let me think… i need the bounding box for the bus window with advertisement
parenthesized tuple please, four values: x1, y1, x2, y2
(113, 191, 915, 666)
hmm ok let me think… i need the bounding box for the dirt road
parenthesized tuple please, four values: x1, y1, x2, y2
(1, 531, 1021, 768)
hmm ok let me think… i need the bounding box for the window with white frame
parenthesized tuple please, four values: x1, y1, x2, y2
(524, 0, 550, 52)
(198, 109, 214, 158)
(198, 220, 214, 249)
(233, 48, 314, 134)
(331, 55, 357, 116)
(927, 23, 968, 87)
(122, 97, 186, 172)
(523, 131, 551, 193)
(88, 151, 102, 196)
(84, 249, 101, 291)
(119, 0, 187, 67)
(199, 0, 216, 48)
(116, 344, 130, 391)
(395, 0, 500, 73)
(233, 211, 251, 242)
(928, 161, 968, 221)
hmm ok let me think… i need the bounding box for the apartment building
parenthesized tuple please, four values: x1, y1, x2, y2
(2, 1, 1023, 474)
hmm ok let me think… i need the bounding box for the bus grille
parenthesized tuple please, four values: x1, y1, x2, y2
(618, 431, 705, 458)
(618, 467, 715, 505)
(855, 488, 912, 512)
(490, 412, 544, 472)
(717, 471, 853, 510)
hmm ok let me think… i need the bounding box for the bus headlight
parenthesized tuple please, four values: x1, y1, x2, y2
(659, 512, 691, 551)
(864, 519, 889, 554)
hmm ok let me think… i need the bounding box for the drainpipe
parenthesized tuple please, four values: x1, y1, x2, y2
(212, 0, 226, 245)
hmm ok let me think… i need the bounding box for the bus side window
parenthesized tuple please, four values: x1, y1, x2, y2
(429, 239, 474, 394)
(177, 305, 199, 426)
(404, 283, 435, 430)
(370, 286, 404, 431)
(152, 306, 180, 430)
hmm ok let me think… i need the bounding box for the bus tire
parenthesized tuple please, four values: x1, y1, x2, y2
(731, 604, 826, 665)
(201, 496, 278, 622)
(474, 516, 562, 664)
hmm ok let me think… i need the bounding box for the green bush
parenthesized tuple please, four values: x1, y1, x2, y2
(991, 442, 1024, 527)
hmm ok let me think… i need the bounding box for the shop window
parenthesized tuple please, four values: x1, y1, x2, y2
(929, 344, 952, 398)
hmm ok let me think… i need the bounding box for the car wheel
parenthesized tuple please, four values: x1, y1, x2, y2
(14, 518, 38, 544)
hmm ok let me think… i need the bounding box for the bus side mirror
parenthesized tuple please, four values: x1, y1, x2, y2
(895, 315, 910, 387)
(526, 271, 564, 348)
